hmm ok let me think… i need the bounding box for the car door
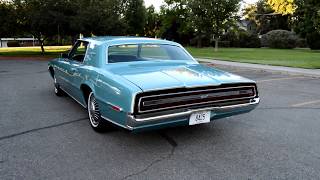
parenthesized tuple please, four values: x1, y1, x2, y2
(53, 57, 70, 91)
(65, 40, 89, 101)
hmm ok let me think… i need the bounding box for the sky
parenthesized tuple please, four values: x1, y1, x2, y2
(144, 0, 259, 11)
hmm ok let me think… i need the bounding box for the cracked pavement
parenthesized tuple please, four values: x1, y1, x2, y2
(1, 60, 320, 179)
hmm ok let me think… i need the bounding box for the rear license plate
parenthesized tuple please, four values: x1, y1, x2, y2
(189, 111, 211, 125)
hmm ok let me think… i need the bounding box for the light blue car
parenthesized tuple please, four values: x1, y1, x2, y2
(48, 36, 260, 132)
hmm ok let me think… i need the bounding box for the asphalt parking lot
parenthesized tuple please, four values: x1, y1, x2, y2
(1, 60, 320, 180)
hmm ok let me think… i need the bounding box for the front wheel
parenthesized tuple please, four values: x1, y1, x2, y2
(87, 92, 109, 132)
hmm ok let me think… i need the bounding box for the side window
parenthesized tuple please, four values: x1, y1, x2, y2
(69, 41, 89, 63)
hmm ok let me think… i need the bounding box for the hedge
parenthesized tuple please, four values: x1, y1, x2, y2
(261, 30, 298, 49)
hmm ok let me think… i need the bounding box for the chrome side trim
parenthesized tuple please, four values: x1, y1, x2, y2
(138, 85, 257, 113)
(131, 98, 260, 122)
(101, 115, 133, 130)
(60, 86, 87, 108)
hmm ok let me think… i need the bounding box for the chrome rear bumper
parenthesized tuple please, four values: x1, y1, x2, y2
(126, 97, 260, 129)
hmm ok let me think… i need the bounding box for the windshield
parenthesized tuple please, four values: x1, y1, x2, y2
(107, 44, 194, 63)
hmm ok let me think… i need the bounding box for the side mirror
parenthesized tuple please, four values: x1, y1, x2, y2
(61, 53, 69, 59)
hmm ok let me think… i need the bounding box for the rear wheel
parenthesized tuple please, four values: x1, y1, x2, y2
(87, 92, 109, 132)
(54, 76, 64, 97)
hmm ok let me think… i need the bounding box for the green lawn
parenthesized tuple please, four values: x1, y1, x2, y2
(186, 47, 320, 69)
(0, 46, 319, 69)
(0, 46, 71, 57)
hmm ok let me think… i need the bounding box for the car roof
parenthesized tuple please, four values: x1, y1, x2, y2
(80, 36, 181, 46)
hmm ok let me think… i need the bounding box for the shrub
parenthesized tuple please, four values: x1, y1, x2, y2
(260, 34, 269, 47)
(190, 35, 211, 47)
(220, 31, 240, 47)
(218, 41, 230, 48)
(7, 41, 20, 47)
(306, 32, 320, 50)
(263, 30, 298, 49)
(296, 38, 308, 48)
(238, 32, 261, 48)
(221, 31, 260, 48)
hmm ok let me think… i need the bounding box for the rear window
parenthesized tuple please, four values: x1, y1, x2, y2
(107, 44, 193, 63)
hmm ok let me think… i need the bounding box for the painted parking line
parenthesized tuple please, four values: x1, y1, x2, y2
(291, 100, 320, 107)
(257, 76, 307, 83)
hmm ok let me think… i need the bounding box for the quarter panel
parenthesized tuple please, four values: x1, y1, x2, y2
(94, 69, 141, 126)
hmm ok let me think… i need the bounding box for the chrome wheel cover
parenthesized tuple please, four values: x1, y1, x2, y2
(88, 92, 101, 127)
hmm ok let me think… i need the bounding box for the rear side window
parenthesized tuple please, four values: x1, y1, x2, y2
(107, 44, 193, 63)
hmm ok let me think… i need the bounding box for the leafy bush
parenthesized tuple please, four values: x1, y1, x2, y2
(221, 30, 260, 48)
(218, 41, 230, 47)
(296, 38, 308, 48)
(260, 34, 269, 47)
(238, 32, 261, 48)
(306, 32, 320, 50)
(7, 41, 20, 47)
(262, 30, 298, 49)
(190, 35, 211, 47)
(220, 31, 240, 47)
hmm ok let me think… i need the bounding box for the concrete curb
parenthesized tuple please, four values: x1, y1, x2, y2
(198, 58, 320, 78)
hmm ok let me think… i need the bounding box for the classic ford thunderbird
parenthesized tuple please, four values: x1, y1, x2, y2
(48, 36, 260, 132)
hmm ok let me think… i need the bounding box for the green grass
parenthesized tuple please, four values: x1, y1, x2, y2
(1, 46, 320, 69)
(186, 47, 320, 69)
(0, 46, 71, 57)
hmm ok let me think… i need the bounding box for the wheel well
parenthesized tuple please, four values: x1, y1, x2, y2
(49, 67, 54, 78)
(81, 84, 92, 105)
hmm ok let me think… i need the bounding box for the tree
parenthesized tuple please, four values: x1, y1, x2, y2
(70, 0, 126, 37)
(14, 0, 74, 54)
(0, 1, 19, 38)
(124, 0, 146, 35)
(243, 4, 258, 22)
(159, 0, 194, 44)
(13, 0, 127, 52)
(188, 0, 241, 51)
(144, 5, 160, 37)
(294, 0, 320, 49)
(243, 0, 291, 34)
(294, 0, 320, 37)
(267, 0, 296, 15)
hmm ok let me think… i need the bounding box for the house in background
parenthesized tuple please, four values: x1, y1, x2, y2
(238, 20, 257, 34)
(0, 37, 39, 47)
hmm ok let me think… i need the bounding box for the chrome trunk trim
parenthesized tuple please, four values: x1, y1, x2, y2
(137, 85, 257, 113)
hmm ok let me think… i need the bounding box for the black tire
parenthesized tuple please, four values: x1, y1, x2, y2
(54, 76, 64, 97)
(87, 92, 110, 132)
